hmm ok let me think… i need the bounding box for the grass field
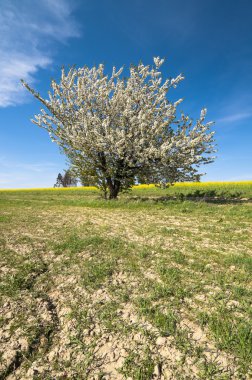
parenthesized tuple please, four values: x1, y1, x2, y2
(0, 183, 252, 379)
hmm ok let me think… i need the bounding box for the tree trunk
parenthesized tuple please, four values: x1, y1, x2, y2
(107, 178, 120, 199)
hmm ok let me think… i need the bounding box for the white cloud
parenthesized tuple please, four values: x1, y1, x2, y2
(217, 112, 252, 124)
(0, 0, 80, 107)
(0, 157, 57, 172)
(0, 157, 62, 188)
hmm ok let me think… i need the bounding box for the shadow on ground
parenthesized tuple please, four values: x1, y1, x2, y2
(128, 195, 252, 205)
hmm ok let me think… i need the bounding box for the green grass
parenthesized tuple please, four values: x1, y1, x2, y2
(119, 348, 155, 380)
(0, 180, 252, 203)
(0, 187, 251, 379)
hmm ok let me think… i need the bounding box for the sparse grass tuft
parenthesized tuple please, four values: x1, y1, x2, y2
(0, 187, 251, 378)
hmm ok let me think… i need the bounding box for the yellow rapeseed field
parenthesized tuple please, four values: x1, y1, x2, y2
(134, 181, 252, 189)
(0, 181, 251, 191)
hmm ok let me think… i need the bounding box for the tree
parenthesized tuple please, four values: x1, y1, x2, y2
(62, 169, 78, 187)
(78, 173, 95, 187)
(54, 170, 77, 187)
(22, 57, 215, 199)
(54, 173, 63, 187)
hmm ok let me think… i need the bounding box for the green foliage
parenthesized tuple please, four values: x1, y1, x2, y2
(119, 349, 155, 379)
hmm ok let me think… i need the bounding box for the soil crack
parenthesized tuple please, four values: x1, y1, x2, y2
(1, 259, 60, 379)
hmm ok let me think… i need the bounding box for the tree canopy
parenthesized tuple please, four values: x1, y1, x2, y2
(22, 57, 215, 198)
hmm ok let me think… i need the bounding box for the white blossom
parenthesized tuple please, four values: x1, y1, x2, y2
(21, 58, 215, 198)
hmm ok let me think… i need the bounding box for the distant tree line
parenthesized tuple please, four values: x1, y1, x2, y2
(54, 169, 95, 187)
(54, 170, 78, 187)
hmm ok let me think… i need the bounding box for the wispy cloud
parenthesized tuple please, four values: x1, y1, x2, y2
(0, 156, 61, 188)
(0, 0, 80, 107)
(0, 156, 57, 172)
(217, 112, 252, 124)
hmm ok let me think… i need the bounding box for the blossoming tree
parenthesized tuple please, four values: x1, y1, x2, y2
(22, 57, 215, 199)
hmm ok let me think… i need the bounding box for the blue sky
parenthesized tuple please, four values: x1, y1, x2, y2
(0, 0, 251, 188)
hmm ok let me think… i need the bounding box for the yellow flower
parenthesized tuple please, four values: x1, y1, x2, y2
(0, 181, 251, 192)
